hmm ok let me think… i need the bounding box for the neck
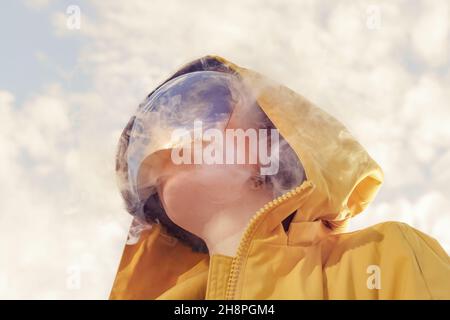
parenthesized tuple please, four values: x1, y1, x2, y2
(200, 189, 273, 257)
(201, 209, 251, 257)
(205, 230, 244, 257)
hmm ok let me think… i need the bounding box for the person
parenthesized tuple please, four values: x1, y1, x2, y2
(110, 55, 450, 299)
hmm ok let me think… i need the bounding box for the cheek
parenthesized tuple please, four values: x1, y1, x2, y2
(158, 171, 204, 232)
(157, 165, 255, 233)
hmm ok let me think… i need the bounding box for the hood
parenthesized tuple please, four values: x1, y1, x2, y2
(224, 56, 384, 231)
(111, 55, 384, 299)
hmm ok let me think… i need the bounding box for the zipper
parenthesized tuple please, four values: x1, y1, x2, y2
(224, 181, 314, 299)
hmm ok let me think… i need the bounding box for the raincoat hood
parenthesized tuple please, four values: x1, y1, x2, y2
(222, 56, 383, 232)
(110, 56, 449, 300)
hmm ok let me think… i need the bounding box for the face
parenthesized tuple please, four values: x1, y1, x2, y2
(154, 115, 274, 238)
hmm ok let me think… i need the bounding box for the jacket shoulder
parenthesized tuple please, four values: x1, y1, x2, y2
(365, 221, 449, 259)
(329, 221, 450, 299)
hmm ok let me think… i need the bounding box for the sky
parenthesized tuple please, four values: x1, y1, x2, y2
(0, 0, 449, 299)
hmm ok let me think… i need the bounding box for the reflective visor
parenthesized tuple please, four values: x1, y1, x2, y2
(125, 71, 253, 216)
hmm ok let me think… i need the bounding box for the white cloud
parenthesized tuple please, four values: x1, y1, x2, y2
(411, 0, 449, 67)
(0, 88, 129, 299)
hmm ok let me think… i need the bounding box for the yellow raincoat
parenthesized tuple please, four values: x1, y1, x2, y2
(110, 56, 450, 300)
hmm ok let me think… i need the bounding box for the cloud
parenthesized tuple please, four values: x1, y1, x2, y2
(0, 88, 129, 298)
(410, 0, 449, 68)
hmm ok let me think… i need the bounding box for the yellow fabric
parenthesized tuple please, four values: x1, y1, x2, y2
(110, 56, 450, 300)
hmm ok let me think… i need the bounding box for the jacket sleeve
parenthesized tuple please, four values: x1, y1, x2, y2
(397, 222, 450, 299)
